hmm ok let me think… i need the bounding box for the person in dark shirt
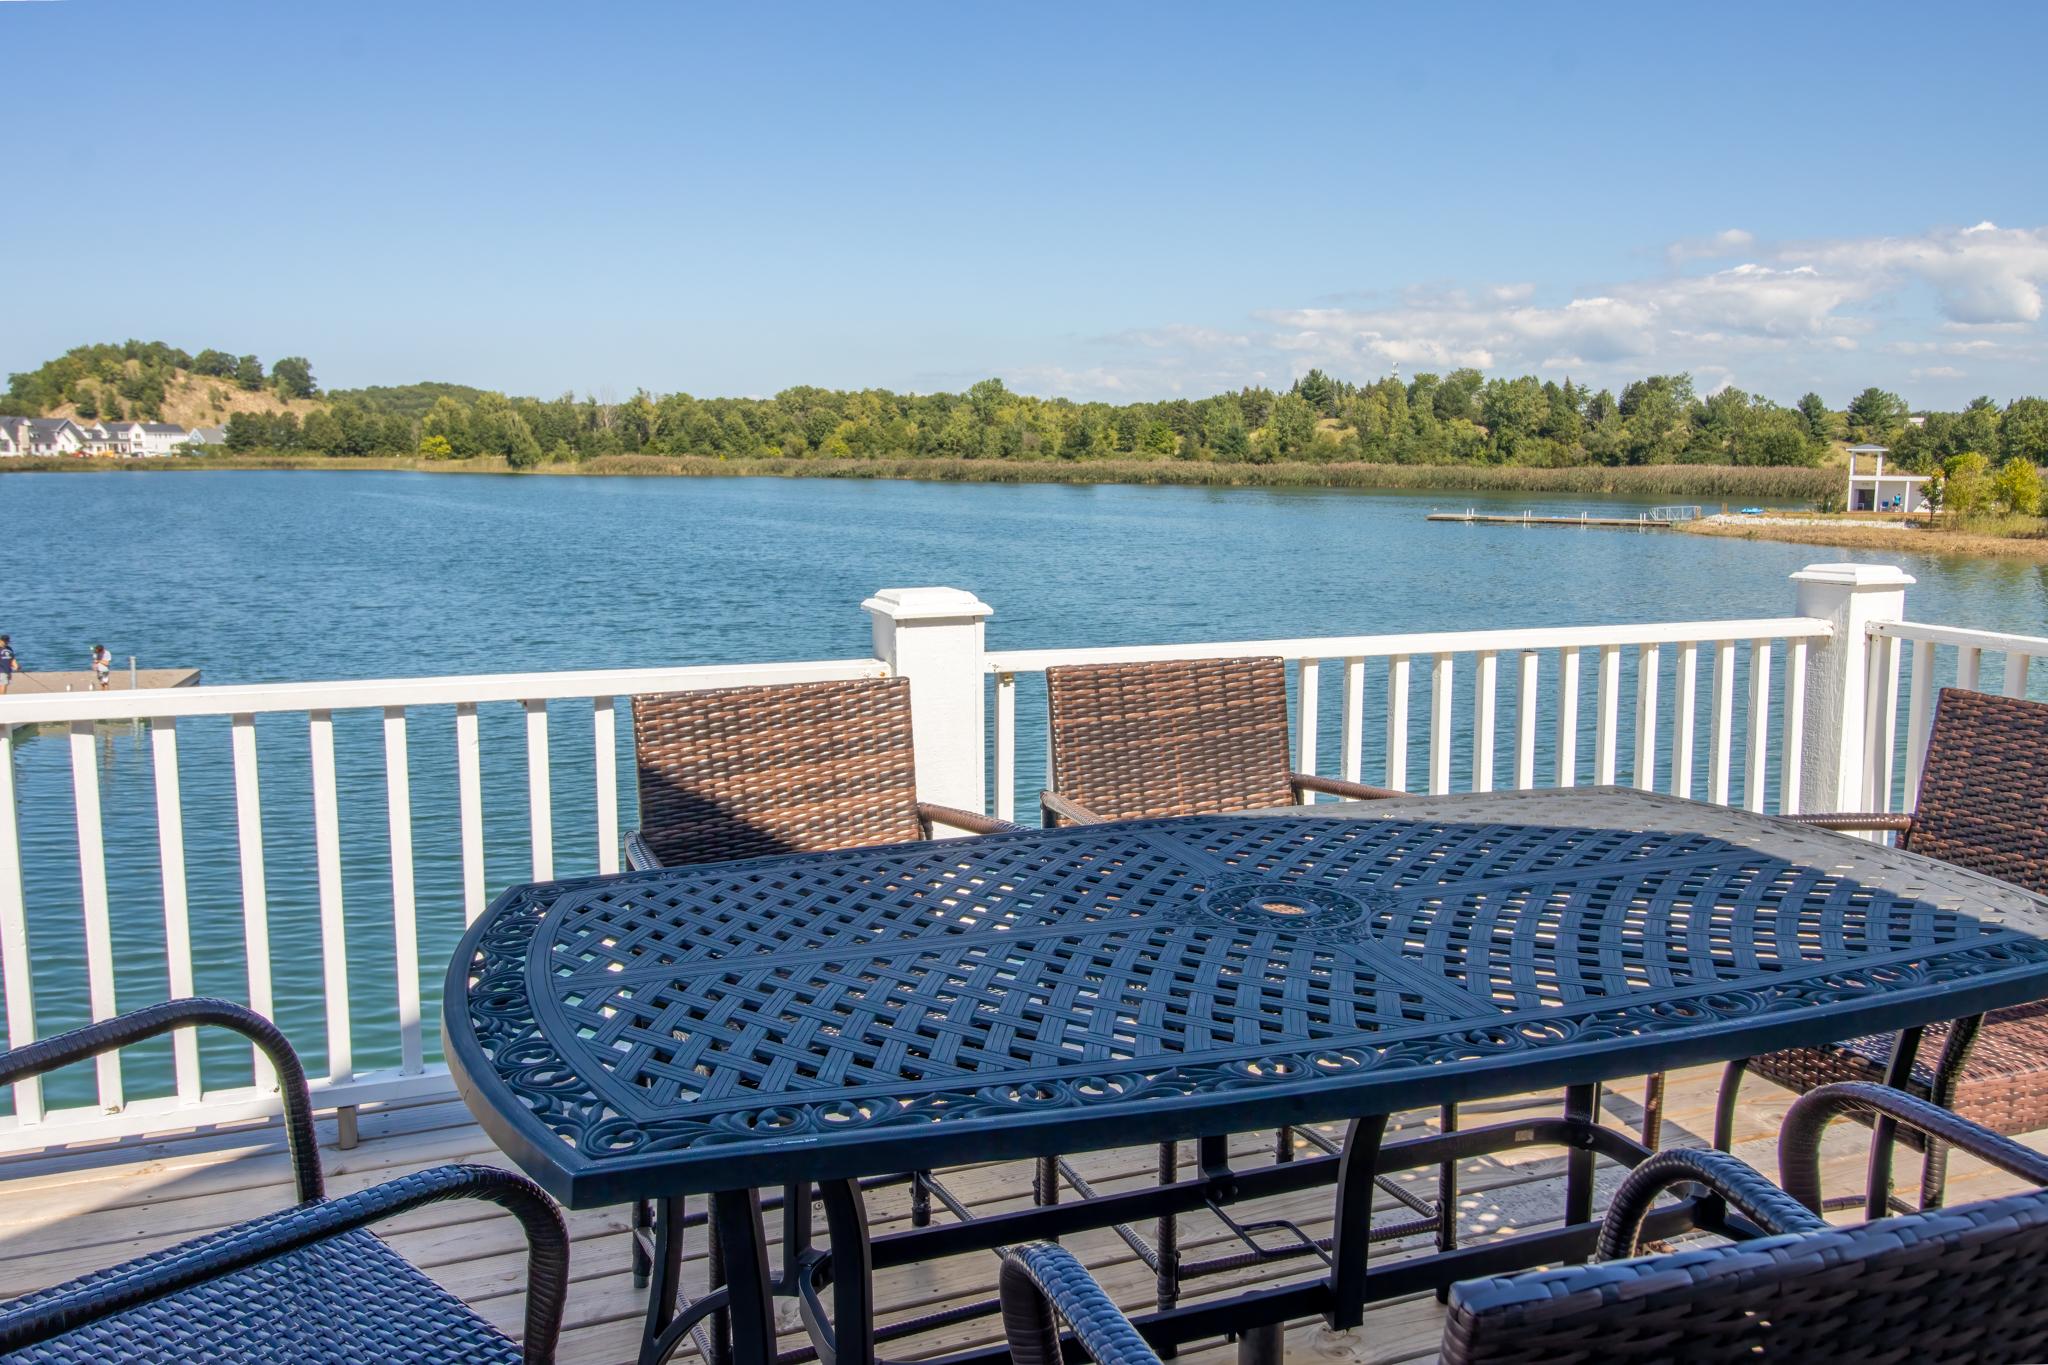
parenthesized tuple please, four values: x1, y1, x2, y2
(0, 636, 18, 694)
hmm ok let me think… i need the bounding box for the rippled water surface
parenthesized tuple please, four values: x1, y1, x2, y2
(3, 470, 2045, 1108)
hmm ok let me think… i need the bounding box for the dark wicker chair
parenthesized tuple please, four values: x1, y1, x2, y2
(0, 998, 567, 1365)
(626, 675, 1012, 870)
(1039, 656, 1399, 827)
(1037, 656, 1420, 1311)
(1682, 687, 2048, 1210)
(1000, 1082, 2048, 1364)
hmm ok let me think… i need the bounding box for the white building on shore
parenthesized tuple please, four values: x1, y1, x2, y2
(0, 416, 200, 458)
(1845, 443, 1929, 515)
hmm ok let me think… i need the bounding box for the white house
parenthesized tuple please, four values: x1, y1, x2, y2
(1845, 443, 1929, 515)
(181, 425, 228, 450)
(129, 422, 189, 457)
(0, 417, 91, 457)
(82, 421, 136, 456)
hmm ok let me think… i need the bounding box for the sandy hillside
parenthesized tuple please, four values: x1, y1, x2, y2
(50, 370, 327, 428)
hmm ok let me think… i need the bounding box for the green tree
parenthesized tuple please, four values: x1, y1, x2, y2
(191, 349, 236, 377)
(1796, 392, 1834, 442)
(1141, 420, 1176, 456)
(1943, 451, 1993, 515)
(1992, 457, 2044, 516)
(233, 355, 265, 391)
(1433, 368, 1484, 423)
(271, 356, 317, 399)
(1294, 368, 1336, 416)
(1845, 387, 1909, 443)
(2001, 397, 2048, 464)
(418, 433, 455, 459)
(1263, 393, 1317, 459)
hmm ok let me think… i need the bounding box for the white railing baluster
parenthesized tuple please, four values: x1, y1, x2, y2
(230, 714, 274, 1088)
(1744, 640, 1772, 813)
(455, 702, 484, 924)
(593, 697, 619, 875)
(308, 711, 352, 1085)
(1671, 642, 1699, 800)
(994, 674, 1016, 823)
(149, 718, 199, 1104)
(1595, 645, 1621, 786)
(1633, 645, 1660, 792)
(525, 700, 554, 881)
(0, 724, 41, 1124)
(1555, 649, 1581, 787)
(69, 722, 121, 1110)
(1472, 650, 1497, 793)
(1514, 651, 1538, 789)
(1385, 656, 1410, 790)
(1866, 636, 1901, 813)
(383, 707, 423, 1076)
(1709, 643, 1735, 806)
(1782, 639, 1807, 815)
(1429, 655, 1454, 794)
(1904, 640, 1936, 808)
(1296, 660, 1320, 785)
(2005, 651, 2032, 698)
(1340, 658, 1365, 786)
(1957, 646, 1981, 692)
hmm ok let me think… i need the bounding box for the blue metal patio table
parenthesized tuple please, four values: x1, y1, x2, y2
(443, 787, 2048, 1365)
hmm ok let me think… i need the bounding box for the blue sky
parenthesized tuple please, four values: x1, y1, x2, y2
(6, 0, 2047, 407)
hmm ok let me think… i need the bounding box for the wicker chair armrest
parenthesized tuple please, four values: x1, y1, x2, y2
(1785, 811, 1916, 833)
(623, 829, 665, 871)
(999, 1242, 1160, 1365)
(1780, 1081, 2048, 1212)
(0, 998, 321, 1204)
(0, 1163, 569, 1364)
(1040, 790, 1108, 827)
(1291, 772, 1404, 802)
(915, 802, 1025, 836)
(1596, 1147, 1825, 1260)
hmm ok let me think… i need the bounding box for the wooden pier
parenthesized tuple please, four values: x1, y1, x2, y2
(1428, 510, 1673, 529)
(3, 666, 200, 695)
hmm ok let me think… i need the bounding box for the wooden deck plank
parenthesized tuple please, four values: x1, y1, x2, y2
(0, 1063, 2038, 1364)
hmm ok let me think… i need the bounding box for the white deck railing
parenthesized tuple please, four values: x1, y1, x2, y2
(987, 618, 1832, 823)
(0, 561, 2012, 1155)
(1868, 620, 2048, 814)
(0, 658, 886, 1147)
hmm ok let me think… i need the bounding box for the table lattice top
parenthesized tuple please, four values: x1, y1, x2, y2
(446, 790, 2048, 1203)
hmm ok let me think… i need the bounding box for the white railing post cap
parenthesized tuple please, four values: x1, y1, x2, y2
(861, 587, 994, 624)
(1790, 563, 1916, 591)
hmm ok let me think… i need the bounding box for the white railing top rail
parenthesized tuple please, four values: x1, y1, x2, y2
(986, 616, 1833, 673)
(0, 657, 889, 725)
(1870, 620, 2048, 655)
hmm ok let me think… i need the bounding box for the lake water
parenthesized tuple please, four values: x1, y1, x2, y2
(3, 470, 2045, 1110)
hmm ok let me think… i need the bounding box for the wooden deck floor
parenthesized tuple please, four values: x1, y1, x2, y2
(0, 1063, 2039, 1363)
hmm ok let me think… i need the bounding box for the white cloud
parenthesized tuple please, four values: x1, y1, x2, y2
(1027, 220, 2048, 402)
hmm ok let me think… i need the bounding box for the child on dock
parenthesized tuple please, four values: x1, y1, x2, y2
(91, 644, 112, 690)
(0, 636, 16, 693)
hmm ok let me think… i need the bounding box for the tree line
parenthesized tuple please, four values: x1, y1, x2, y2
(11, 343, 2048, 481)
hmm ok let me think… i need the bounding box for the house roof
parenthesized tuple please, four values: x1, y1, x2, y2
(139, 423, 185, 434)
(188, 425, 227, 441)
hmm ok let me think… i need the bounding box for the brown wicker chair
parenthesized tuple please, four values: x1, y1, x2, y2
(999, 1083, 2048, 1365)
(1039, 656, 1399, 827)
(625, 675, 1021, 1325)
(626, 675, 1014, 871)
(1037, 656, 1418, 1311)
(1668, 687, 2048, 1210)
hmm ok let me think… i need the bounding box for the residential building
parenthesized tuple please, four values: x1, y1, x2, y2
(0, 416, 91, 457)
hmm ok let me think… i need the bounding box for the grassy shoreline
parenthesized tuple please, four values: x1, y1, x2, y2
(1681, 514, 2048, 561)
(2, 451, 1837, 500)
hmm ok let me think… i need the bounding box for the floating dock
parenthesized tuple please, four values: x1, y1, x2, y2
(4, 667, 201, 695)
(1428, 504, 1702, 530)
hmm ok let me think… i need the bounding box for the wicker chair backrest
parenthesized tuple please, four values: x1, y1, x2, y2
(1443, 1187, 2048, 1364)
(1908, 687, 2048, 897)
(631, 676, 922, 866)
(1045, 657, 1296, 822)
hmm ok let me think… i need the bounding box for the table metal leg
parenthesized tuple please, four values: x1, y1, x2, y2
(1435, 1103, 1459, 1304)
(712, 1188, 779, 1365)
(1155, 1140, 1181, 1313)
(1237, 1322, 1285, 1364)
(1326, 1113, 1389, 1330)
(817, 1178, 876, 1365)
(638, 1196, 687, 1365)
(1712, 1060, 1749, 1151)
(1870, 1025, 1925, 1220)
(1563, 1083, 1600, 1228)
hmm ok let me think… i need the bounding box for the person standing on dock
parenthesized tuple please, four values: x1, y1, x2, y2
(90, 643, 112, 690)
(0, 636, 16, 693)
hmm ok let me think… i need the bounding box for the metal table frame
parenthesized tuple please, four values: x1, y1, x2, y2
(444, 789, 2048, 1364)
